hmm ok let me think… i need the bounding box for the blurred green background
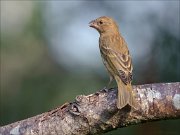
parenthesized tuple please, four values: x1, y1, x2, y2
(0, 1, 180, 135)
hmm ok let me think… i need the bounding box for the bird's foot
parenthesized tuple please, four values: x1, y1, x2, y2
(99, 87, 109, 92)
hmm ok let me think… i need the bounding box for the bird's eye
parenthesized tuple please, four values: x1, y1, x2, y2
(99, 21, 103, 24)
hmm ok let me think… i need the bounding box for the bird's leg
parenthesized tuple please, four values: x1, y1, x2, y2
(103, 76, 113, 92)
(107, 76, 113, 88)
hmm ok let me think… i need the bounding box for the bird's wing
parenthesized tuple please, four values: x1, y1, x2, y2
(100, 45, 133, 85)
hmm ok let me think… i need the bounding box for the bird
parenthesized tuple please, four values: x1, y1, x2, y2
(89, 16, 137, 109)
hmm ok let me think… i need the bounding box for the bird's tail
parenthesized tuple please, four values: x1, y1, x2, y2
(116, 78, 137, 109)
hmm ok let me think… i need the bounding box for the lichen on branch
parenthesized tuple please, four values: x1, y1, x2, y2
(0, 82, 180, 135)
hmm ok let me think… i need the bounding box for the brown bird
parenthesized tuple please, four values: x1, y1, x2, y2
(89, 16, 137, 109)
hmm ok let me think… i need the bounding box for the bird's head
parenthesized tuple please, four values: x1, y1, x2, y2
(89, 16, 119, 35)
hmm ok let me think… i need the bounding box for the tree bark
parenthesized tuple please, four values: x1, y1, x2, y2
(1, 82, 180, 135)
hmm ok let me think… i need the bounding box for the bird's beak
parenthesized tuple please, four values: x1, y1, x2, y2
(89, 20, 98, 29)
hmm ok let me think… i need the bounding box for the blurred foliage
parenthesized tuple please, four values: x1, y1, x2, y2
(0, 1, 180, 135)
(136, 15, 180, 84)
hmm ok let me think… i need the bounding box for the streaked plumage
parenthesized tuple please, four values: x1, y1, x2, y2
(89, 16, 137, 109)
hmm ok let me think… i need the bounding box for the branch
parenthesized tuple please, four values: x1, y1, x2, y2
(1, 82, 180, 135)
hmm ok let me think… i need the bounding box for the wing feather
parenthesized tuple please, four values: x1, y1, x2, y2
(100, 45, 133, 85)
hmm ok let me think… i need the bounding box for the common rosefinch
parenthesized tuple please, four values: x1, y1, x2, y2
(89, 16, 137, 109)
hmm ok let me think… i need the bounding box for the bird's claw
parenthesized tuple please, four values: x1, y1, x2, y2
(99, 87, 109, 92)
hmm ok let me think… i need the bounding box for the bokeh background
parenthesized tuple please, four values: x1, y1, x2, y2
(0, 1, 180, 135)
